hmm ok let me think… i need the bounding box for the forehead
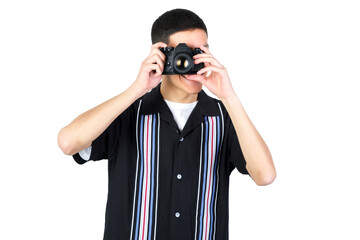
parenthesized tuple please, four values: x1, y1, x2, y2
(168, 29, 208, 49)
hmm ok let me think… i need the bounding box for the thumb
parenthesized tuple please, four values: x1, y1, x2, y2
(185, 74, 206, 85)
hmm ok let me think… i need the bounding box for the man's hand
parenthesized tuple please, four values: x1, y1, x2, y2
(187, 46, 276, 185)
(133, 42, 167, 95)
(185, 45, 236, 101)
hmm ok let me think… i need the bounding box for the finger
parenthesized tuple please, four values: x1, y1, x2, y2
(143, 57, 163, 73)
(197, 66, 223, 75)
(154, 54, 165, 70)
(185, 74, 206, 85)
(154, 62, 164, 76)
(146, 63, 163, 76)
(146, 54, 164, 70)
(151, 42, 167, 50)
(154, 67, 163, 77)
(150, 48, 166, 63)
(194, 57, 223, 68)
(194, 53, 223, 67)
(193, 53, 213, 59)
(199, 44, 210, 54)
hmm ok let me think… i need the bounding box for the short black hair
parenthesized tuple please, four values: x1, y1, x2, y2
(151, 9, 207, 44)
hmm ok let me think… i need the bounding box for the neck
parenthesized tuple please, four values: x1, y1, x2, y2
(160, 79, 198, 103)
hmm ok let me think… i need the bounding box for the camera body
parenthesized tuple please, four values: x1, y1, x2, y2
(159, 43, 204, 75)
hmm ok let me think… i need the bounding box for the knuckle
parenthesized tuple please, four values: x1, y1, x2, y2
(155, 49, 164, 58)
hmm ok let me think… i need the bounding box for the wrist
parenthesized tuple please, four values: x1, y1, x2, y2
(219, 90, 237, 103)
(128, 82, 148, 99)
(220, 93, 244, 117)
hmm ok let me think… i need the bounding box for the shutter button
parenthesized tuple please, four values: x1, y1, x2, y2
(175, 212, 180, 218)
(177, 174, 182, 179)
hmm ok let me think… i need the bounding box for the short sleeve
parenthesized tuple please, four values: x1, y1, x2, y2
(72, 117, 120, 164)
(227, 120, 248, 174)
(71, 98, 141, 165)
(215, 99, 249, 176)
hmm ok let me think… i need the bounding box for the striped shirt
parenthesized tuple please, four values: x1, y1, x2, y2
(72, 83, 249, 240)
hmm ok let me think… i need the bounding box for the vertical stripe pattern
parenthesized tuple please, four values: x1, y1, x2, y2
(130, 110, 160, 240)
(194, 107, 224, 240)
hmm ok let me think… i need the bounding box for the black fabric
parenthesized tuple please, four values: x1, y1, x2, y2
(72, 82, 248, 240)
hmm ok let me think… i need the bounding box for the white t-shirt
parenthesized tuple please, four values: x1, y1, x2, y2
(164, 99, 198, 132)
(79, 99, 198, 161)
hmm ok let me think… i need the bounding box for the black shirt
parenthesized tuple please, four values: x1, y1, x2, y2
(72, 83, 249, 240)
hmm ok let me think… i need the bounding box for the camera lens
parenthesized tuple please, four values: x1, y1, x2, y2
(173, 53, 193, 74)
(176, 59, 189, 68)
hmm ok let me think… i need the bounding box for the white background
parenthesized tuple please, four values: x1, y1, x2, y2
(1, 0, 359, 239)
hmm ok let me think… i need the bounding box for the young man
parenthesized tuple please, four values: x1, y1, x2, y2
(58, 9, 276, 240)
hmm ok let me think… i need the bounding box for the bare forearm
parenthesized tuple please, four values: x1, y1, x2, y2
(220, 93, 276, 185)
(58, 42, 167, 156)
(58, 83, 146, 155)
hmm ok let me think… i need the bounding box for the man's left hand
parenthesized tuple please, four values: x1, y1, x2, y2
(186, 45, 236, 100)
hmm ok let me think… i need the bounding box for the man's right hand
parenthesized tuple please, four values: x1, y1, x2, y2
(58, 42, 168, 156)
(133, 42, 167, 95)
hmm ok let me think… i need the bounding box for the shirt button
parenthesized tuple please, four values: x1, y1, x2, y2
(179, 137, 184, 142)
(177, 174, 182, 179)
(175, 212, 180, 218)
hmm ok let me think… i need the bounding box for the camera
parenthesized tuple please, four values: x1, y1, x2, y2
(159, 43, 204, 75)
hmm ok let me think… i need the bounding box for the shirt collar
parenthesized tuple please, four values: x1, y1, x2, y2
(139, 82, 220, 116)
